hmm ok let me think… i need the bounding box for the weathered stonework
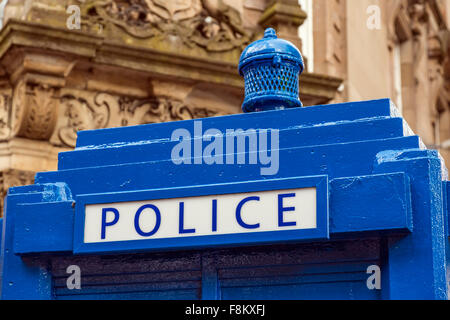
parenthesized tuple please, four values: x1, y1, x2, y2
(53, 89, 228, 148)
(312, 0, 450, 165)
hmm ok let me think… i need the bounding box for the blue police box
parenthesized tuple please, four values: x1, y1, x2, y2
(0, 29, 449, 300)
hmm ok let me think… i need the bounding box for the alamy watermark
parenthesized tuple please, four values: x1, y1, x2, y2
(66, 265, 81, 290)
(66, 3, 382, 31)
(65, 263, 381, 291)
(66, 1, 100, 31)
(367, 265, 381, 290)
(66, 5, 81, 30)
(171, 121, 279, 176)
(367, 5, 381, 30)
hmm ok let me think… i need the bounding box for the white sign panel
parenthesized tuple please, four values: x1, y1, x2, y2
(83, 188, 317, 243)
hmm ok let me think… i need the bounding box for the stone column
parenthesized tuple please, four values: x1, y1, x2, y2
(410, 1, 433, 145)
(311, 0, 347, 102)
(258, 0, 307, 61)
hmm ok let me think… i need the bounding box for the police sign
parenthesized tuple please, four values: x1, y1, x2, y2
(74, 176, 329, 254)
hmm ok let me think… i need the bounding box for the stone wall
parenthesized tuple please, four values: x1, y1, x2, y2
(312, 0, 450, 167)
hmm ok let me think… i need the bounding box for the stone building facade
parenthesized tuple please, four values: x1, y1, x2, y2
(0, 0, 448, 214)
(309, 0, 450, 164)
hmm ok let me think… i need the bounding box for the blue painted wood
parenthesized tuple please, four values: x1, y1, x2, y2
(443, 181, 450, 300)
(74, 98, 395, 148)
(330, 172, 412, 235)
(0, 217, 2, 289)
(445, 181, 449, 238)
(57, 289, 200, 300)
(214, 239, 382, 300)
(13, 201, 74, 254)
(36, 136, 421, 197)
(73, 176, 329, 254)
(0, 218, 2, 254)
(373, 149, 447, 299)
(0, 193, 52, 299)
(58, 117, 406, 170)
(221, 280, 379, 300)
(51, 251, 202, 300)
(13, 173, 411, 255)
(48, 239, 381, 300)
(201, 255, 220, 300)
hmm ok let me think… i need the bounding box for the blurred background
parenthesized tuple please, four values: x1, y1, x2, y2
(0, 0, 448, 214)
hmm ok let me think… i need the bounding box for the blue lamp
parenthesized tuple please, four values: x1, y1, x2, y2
(238, 28, 305, 113)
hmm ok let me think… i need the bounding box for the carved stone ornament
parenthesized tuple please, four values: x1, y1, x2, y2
(0, 93, 11, 140)
(56, 91, 110, 147)
(409, 0, 428, 37)
(79, 0, 252, 52)
(55, 90, 227, 147)
(11, 81, 59, 141)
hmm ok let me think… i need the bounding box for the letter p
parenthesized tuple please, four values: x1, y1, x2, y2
(101, 208, 120, 239)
